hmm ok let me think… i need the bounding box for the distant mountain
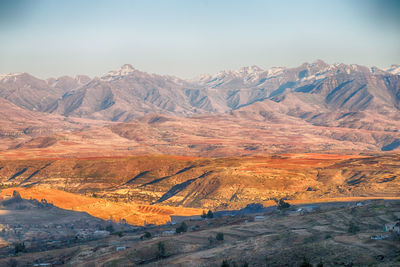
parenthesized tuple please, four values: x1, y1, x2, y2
(191, 60, 400, 115)
(385, 64, 400, 75)
(46, 75, 91, 93)
(47, 64, 206, 121)
(1, 60, 400, 154)
(0, 73, 63, 112)
(1, 61, 399, 122)
(0, 72, 91, 113)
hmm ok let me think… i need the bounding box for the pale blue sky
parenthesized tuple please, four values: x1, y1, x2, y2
(0, 0, 399, 78)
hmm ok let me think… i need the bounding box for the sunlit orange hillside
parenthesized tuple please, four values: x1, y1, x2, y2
(0, 187, 201, 226)
(1, 153, 400, 212)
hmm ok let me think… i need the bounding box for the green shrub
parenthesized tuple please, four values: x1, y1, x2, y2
(221, 260, 230, 267)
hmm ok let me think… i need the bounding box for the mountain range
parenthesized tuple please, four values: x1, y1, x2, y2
(1, 61, 400, 228)
(1, 60, 400, 153)
(1, 60, 400, 120)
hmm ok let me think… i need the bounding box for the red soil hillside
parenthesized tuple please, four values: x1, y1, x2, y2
(0, 153, 399, 210)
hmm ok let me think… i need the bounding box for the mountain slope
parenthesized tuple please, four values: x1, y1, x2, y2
(49, 64, 202, 121)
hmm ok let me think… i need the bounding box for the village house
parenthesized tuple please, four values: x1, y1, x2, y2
(254, 215, 265, 222)
(162, 230, 176, 236)
(370, 235, 389, 240)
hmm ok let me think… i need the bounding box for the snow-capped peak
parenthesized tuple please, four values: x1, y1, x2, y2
(266, 67, 284, 77)
(0, 73, 23, 82)
(121, 64, 134, 71)
(237, 65, 263, 74)
(385, 65, 400, 75)
(101, 64, 137, 81)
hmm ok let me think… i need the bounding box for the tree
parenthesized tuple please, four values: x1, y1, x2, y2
(348, 221, 360, 234)
(176, 222, 188, 233)
(277, 198, 290, 210)
(12, 190, 21, 199)
(105, 224, 114, 233)
(207, 210, 214, 219)
(140, 231, 152, 240)
(221, 260, 230, 267)
(8, 259, 17, 267)
(299, 257, 313, 267)
(201, 210, 207, 219)
(216, 232, 224, 241)
(157, 241, 166, 258)
(14, 242, 26, 254)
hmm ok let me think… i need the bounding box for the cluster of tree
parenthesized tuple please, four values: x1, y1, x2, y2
(208, 232, 225, 246)
(299, 257, 324, 267)
(348, 221, 360, 234)
(275, 198, 291, 210)
(105, 224, 114, 233)
(12, 190, 21, 199)
(176, 222, 188, 233)
(201, 210, 214, 219)
(140, 231, 152, 240)
(14, 242, 26, 254)
(157, 241, 167, 259)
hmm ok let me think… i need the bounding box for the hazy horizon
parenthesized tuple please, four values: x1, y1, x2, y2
(1, 0, 399, 79)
